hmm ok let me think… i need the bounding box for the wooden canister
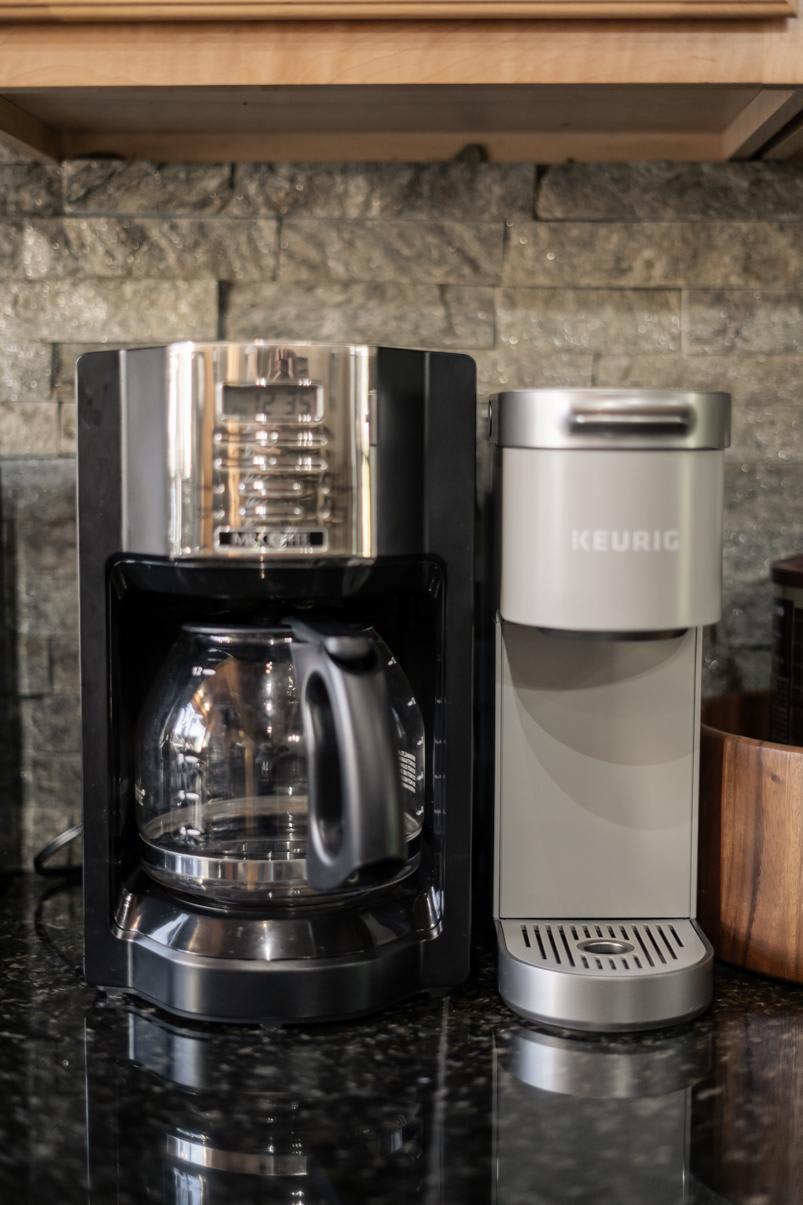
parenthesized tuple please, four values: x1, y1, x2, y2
(699, 690, 803, 984)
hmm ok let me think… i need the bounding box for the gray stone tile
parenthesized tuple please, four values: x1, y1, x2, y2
(729, 405, 803, 462)
(538, 162, 803, 221)
(496, 287, 680, 354)
(0, 280, 218, 343)
(14, 575, 78, 639)
(32, 750, 81, 799)
(0, 401, 60, 456)
(278, 220, 504, 285)
(720, 464, 803, 637)
(724, 459, 803, 537)
(0, 164, 61, 216)
(593, 352, 803, 406)
(225, 281, 494, 349)
(716, 579, 775, 649)
(59, 402, 75, 455)
(14, 634, 50, 697)
(474, 348, 593, 393)
(703, 639, 770, 697)
(20, 695, 81, 753)
(0, 221, 22, 275)
(50, 638, 79, 694)
(505, 221, 803, 290)
(685, 291, 803, 355)
(504, 221, 685, 288)
(0, 460, 78, 637)
(62, 160, 527, 224)
(23, 217, 278, 281)
(63, 161, 234, 216)
(688, 224, 803, 290)
(722, 524, 798, 591)
(0, 341, 52, 402)
(19, 511, 76, 577)
(1, 457, 76, 528)
(22, 754, 82, 867)
(233, 163, 534, 220)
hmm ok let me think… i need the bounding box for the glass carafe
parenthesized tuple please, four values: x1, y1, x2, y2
(134, 620, 424, 905)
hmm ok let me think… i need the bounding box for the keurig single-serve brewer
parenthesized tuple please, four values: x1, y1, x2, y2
(490, 388, 731, 1031)
(77, 342, 476, 1023)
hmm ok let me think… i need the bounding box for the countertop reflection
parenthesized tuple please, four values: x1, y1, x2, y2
(1, 874, 801, 1203)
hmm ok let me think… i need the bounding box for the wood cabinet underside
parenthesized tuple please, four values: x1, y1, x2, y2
(1, 20, 803, 162)
(0, 0, 795, 18)
(2, 84, 802, 163)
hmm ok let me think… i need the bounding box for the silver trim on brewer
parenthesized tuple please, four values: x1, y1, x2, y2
(115, 882, 442, 962)
(491, 388, 731, 451)
(138, 808, 422, 905)
(121, 341, 377, 560)
(507, 1026, 710, 1098)
(168, 1136, 308, 1178)
(496, 919, 713, 1033)
(139, 839, 421, 897)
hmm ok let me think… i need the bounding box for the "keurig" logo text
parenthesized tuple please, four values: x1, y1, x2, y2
(570, 529, 681, 552)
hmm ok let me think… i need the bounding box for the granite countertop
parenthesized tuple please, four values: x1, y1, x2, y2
(1, 873, 801, 1204)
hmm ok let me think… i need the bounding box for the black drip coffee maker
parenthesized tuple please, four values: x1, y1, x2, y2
(77, 342, 476, 1022)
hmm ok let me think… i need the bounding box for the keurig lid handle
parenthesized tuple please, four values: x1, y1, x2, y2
(568, 404, 692, 435)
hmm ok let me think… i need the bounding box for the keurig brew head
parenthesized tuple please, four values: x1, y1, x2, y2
(491, 388, 730, 634)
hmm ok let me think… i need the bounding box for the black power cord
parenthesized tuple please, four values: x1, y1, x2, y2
(32, 823, 83, 880)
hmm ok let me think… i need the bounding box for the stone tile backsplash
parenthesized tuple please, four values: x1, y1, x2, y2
(0, 157, 800, 868)
(536, 162, 803, 221)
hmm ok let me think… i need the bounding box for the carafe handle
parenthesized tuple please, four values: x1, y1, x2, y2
(288, 620, 406, 893)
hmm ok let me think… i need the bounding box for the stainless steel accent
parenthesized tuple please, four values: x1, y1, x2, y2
(576, 939, 633, 956)
(569, 403, 690, 434)
(168, 1135, 308, 1177)
(508, 1026, 710, 1098)
(497, 919, 713, 1032)
(510, 919, 703, 973)
(121, 342, 376, 560)
(139, 809, 422, 901)
(115, 881, 442, 962)
(491, 388, 730, 451)
(493, 1024, 712, 1205)
(121, 345, 171, 556)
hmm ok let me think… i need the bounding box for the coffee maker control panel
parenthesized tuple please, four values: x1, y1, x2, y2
(212, 370, 333, 555)
(120, 342, 377, 561)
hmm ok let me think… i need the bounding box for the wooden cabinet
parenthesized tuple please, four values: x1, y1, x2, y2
(0, 15, 802, 162)
(0, 0, 795, 17)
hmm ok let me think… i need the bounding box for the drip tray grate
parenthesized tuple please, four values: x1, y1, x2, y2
(501, 919, 708, 977)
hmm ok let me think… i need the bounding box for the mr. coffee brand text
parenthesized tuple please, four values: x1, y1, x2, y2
(570, 529, 681, 553)
(217, 528, 327, 551)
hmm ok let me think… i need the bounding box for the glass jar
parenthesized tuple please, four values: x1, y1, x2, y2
(134, 620, 424, 905)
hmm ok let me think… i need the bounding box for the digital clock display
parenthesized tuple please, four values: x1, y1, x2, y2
(222, 383, 323, 422)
